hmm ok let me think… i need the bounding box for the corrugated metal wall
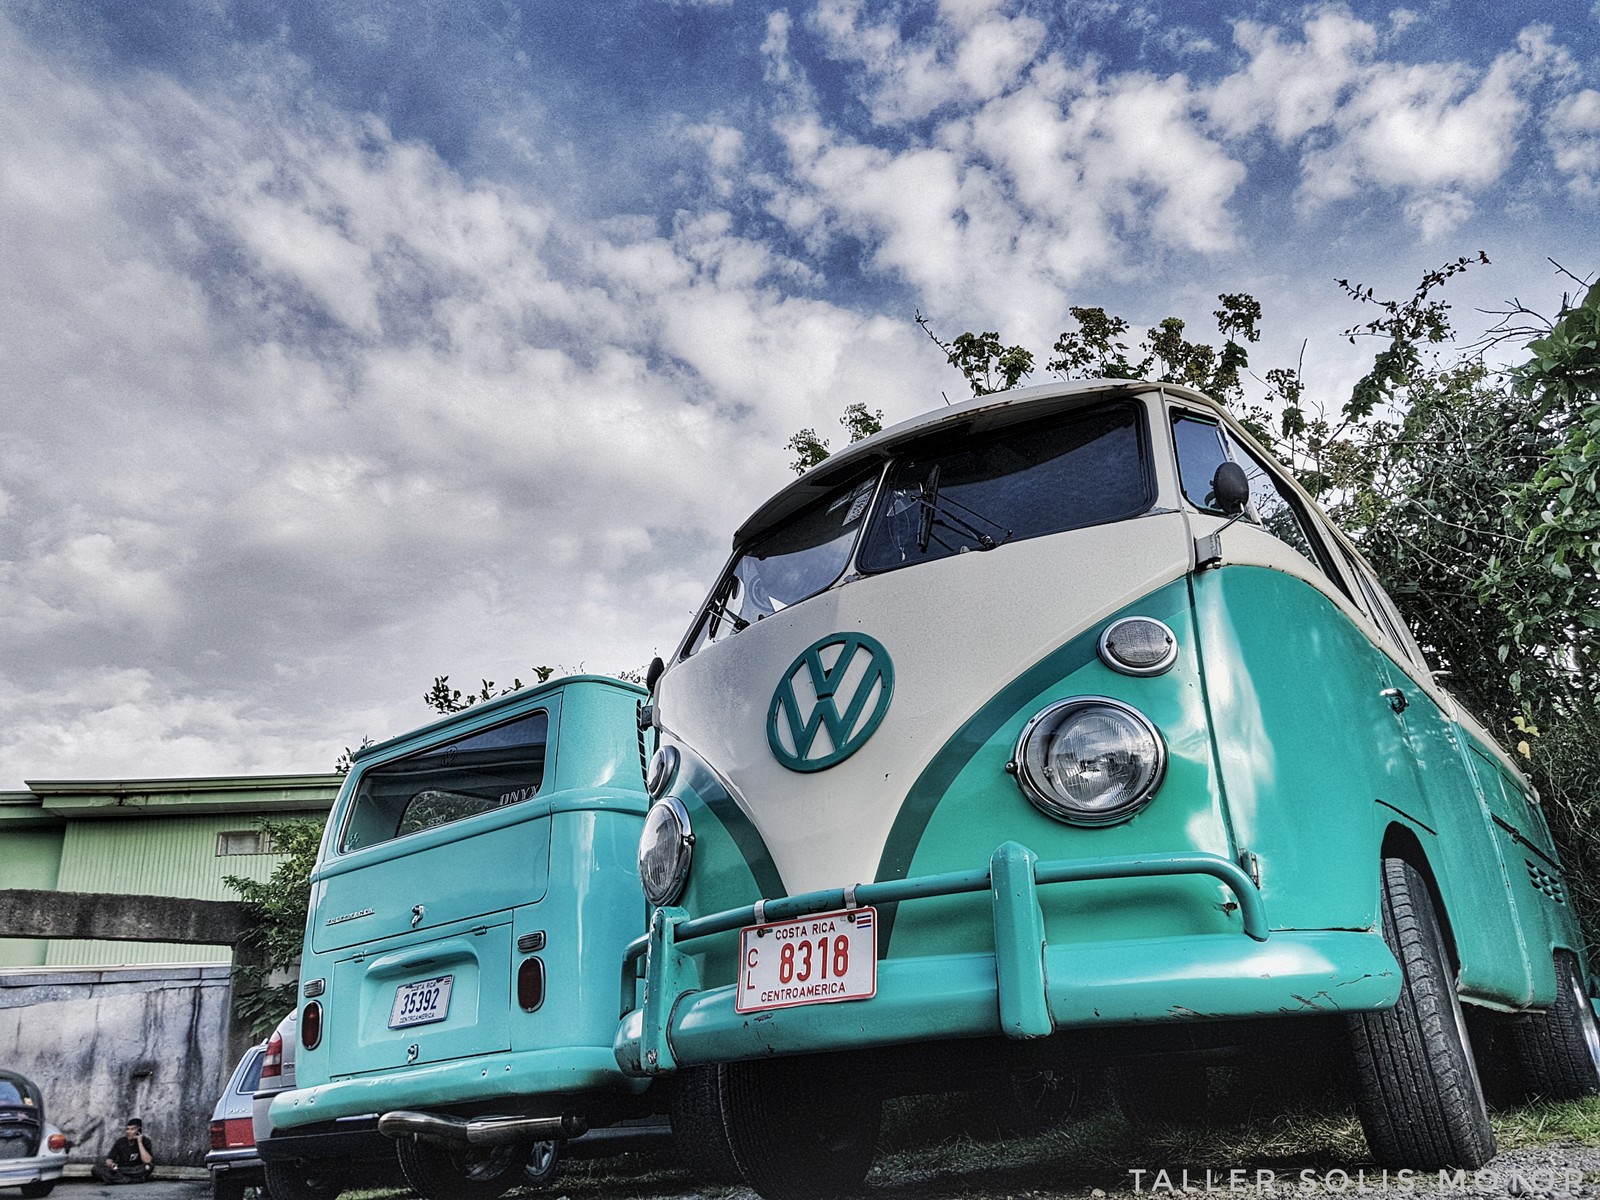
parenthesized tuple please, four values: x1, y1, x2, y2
(0, 827, 66, 967)
(45, 813, 323, 966)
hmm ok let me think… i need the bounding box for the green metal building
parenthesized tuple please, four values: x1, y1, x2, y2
(0, 773, 341, 967)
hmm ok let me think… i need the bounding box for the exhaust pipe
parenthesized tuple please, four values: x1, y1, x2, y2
(378, 1111, 588, 1147)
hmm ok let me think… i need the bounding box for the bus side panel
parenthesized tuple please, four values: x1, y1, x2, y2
(1189, 565, 1395, 934)
(1379, 667, 1539, 1006)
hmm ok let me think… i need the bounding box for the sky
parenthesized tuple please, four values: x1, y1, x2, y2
(2, 0, 1597, 789)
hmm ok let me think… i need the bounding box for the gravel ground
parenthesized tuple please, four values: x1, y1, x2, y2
(493, 1140, 1600, 1200)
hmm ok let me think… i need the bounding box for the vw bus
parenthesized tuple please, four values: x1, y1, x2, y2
(617, 379, 1600, 1199)
(264, 677, 657, 1200)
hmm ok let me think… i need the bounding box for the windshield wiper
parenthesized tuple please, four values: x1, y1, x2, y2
(917, 465, 1010, 552)
(705, 580, 749, 635)
(916, 465, 941, 552)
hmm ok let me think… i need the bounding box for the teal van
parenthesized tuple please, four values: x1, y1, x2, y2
(265, 677, 655, 1200)
(617, 379, 1600, 1199)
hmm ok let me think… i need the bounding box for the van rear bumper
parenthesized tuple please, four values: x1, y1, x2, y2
(269, 1046, 647, 1130)
(614, 841, 1401, 1075)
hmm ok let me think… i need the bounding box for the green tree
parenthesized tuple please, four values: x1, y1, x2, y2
(785, 402, 885, 475)
(916, 312, 1033, 397)
(423, 667, 555, 714)
(224, 817, 326, 1037)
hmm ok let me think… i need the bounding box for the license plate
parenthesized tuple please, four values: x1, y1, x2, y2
(389, 975, 453, 1029)
(735, 907, 876, 1014)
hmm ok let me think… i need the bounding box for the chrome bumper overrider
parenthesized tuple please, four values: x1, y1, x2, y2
(614, 841, 1401, 1075)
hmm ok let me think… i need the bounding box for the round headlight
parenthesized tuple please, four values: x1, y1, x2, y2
(639, 796, 693, 906)
(645, 745, 680, 798)
(1011, 698, 1166, 825)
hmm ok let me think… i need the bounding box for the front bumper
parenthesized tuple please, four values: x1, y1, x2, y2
(270, 1045, 647, 1130)
(614, 841, 1402, 1075)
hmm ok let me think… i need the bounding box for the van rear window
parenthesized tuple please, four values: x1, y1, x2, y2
(339, 711, 549, 853)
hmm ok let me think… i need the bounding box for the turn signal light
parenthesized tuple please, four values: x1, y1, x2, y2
(517, 957, 546, 1011)
(48, 1133, 68, 1152)
(209, 1121, 225, 1151)
(301, 1000, 323, 1051)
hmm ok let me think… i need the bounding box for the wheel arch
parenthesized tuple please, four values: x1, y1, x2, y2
(1379, 823, 1462, 974)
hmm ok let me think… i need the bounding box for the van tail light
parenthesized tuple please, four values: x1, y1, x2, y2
(301, 1001, 323, 1051)
(261, 1030, 283, 1080)
(47, 1133, 68, 1152)
(517, 957, 546, 1011)
(209, 1121, 226, 1151)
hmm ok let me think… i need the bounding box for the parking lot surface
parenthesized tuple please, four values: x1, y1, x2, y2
(43, 1177, 211, 1200)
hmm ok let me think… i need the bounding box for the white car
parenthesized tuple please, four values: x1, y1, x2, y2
(250, 1012, 296, 1149)
(0, 1070, 68, 1198)
(207, 1043, 268, 1200)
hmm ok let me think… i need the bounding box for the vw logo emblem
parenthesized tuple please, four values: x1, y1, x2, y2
(767, 632, 894, 773)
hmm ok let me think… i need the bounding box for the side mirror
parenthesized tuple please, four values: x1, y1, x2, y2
(645, 656, 665, 694)
(1210, 462, 1250, 516)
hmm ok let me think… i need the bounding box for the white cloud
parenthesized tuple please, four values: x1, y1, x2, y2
(0, 10, 946, 786)
(1547, 88, 1600, 199)
(810, 0, 1048, 123)
(1207, 13, 1568, 236)
(760, 10, 1244, 340)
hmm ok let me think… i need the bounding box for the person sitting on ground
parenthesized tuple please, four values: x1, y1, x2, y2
(91, 1118, 154, 1184)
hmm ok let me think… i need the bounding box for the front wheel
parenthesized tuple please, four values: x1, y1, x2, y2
(1512, 952, 1600, 1100)
(395, 1137, 525, 1200)
(1348, 859, 1495, 1169)
(721, 1057, 881, 1200)
(668, 1064, 741, 1186)
(19, 1183, 56, 1199)
(262, 1160, 342, 1200)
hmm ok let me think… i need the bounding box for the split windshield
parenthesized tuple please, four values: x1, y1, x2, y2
(684, 400, 1150, 656)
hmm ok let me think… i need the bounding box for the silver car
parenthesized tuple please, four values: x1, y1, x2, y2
(206, 1044, 267, 1200)
(0, 1070, 69, 1199)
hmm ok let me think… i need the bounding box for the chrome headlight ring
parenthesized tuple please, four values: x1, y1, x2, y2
(1010, 696, 1167, 826)
(638, 794, 694, 906)
(645, 745, 681, 799)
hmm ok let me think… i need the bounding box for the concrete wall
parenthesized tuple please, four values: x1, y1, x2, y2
(0, 965, 238, 1168)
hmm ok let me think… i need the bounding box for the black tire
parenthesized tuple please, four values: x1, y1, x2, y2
(1349, 858, 1495, 1169)
(721, 1056, 881, 1200)
(262, 1160, 342, 1200)
(521, 1140, 560, 1188)
(1110, 1061, 1209, 1126)
(213, 1175, 247, 1200)
(668, 1064, 742, 1185)
(395, 1136, 525, 1200)
(983, 1068, 1081, 1136)
(20, 1183, 55, 1199)
(1512, 953, 1600, 1100)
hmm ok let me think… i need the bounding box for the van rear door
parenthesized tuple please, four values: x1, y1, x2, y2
(312, 699, 557, 1076)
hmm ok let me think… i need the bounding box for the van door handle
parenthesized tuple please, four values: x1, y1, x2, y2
(1380, 687, 1408, 714)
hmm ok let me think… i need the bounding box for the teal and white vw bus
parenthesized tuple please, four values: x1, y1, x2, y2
(264, 677, 656, 1200)
(617, 379, 1600, 1199)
